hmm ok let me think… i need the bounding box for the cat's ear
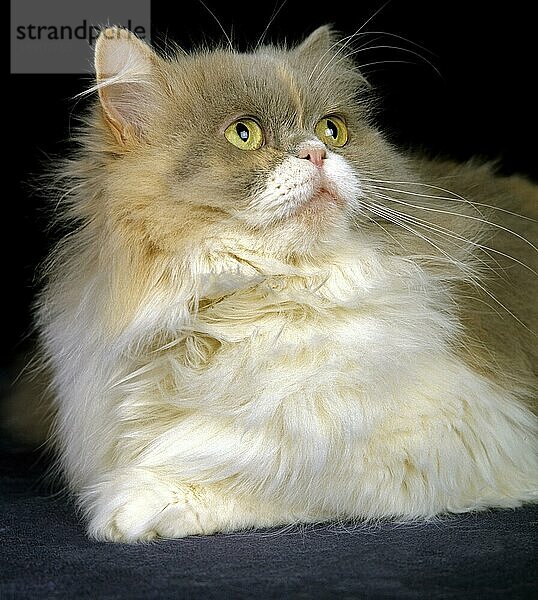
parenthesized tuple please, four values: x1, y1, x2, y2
(294, 26, 336, 60)
(94, 27, 160, 145)
(294, 25, 369, 87)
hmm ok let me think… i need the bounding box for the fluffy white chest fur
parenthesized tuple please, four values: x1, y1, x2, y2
(46, 238, 537, 541)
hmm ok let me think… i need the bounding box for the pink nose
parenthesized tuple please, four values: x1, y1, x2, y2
(297, 146, 326, 167)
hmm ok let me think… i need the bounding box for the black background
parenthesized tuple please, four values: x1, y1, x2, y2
(6, 0, 536, 369)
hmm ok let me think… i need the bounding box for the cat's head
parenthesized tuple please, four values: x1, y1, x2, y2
(87, 26, 400, 258)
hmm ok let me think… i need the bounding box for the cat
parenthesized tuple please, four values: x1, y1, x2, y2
(21, 25, 538, 542)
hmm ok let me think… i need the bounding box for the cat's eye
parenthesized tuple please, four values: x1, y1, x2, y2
(315, 116, 348, 148)
(224, 119, 264, 151)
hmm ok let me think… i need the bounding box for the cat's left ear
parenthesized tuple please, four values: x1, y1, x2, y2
(294, 26, 337, 60)
(94, 27, 162, 145)
(294, 25, 369, 88)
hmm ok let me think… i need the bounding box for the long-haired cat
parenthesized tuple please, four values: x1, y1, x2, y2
(23, 26, 538, 542)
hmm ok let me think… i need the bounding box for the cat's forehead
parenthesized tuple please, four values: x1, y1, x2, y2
(168, 49, 358, 125)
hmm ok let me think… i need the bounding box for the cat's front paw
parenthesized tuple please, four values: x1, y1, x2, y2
(85, 471, 217, 542)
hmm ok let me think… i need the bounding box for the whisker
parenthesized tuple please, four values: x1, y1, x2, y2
(364, 186, 538, 253)
(361, 197, 502, 278)
(255, 0, 289, 50)
(310, 29, 437, 85)
(363, 200, 473, 273)
(465, 276, 533, 333)
(358, 210, 409, 252)
(307, 32, 360, 84)
(349, 30, 437, 56)
(361, 178, 537, 222)
(197, 0, 234, 52)
(365, 189, 537, 275)
(366, 197, 516, 282)
(321, 44, 441, 83)
(356, 59, 417, 71)
(457, 294, 505, 320)
(361, 200, 535, 333)
(307, 1, 392, 83)
(362, 178, 488, 219)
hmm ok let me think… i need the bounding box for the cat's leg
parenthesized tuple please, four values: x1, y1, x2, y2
(82, 467, 295, 542)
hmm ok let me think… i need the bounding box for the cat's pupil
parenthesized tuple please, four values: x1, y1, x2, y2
(236, 123, 250, 142)
(326, 119, 338, 139)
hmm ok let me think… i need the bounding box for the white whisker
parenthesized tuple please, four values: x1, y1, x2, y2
(363, 200, 473, 273)
(198, 0, 234, 52)
(356, 59, 417, 71)
(363, 188, 537, 276)
(361, 199, 535, 332)
(308, 1, 392, 84)
(255, 0, 289, 50)
(359, 210, 409, 252)
(364, 186, 538, 253)
(361, 193, 507, 277)
(361, 178, 537, 222)
(321, 44, 441, 83)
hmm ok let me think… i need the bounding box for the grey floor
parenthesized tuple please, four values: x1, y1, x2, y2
(1, 438, 537, 599)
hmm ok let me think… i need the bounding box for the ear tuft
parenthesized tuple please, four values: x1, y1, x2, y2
(94, 27, 157, 144)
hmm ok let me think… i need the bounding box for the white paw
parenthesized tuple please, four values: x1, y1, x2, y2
(85, 472, 216, 542)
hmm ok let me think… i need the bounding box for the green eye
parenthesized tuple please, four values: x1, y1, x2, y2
(224, 118, 264, 150)
(315, 116, 348, 147)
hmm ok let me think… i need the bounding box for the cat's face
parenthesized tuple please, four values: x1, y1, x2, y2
(93, 27, 396, 257)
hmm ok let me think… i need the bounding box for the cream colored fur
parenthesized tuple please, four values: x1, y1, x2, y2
(28, 27, 538, 542)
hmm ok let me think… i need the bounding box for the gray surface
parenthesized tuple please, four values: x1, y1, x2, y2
(1, 439, 537, 599)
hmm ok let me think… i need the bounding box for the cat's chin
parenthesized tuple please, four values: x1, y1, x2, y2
(293, 188, 346, 218)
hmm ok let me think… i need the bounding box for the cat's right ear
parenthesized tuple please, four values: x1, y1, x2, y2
(94, 27, 160, 145)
